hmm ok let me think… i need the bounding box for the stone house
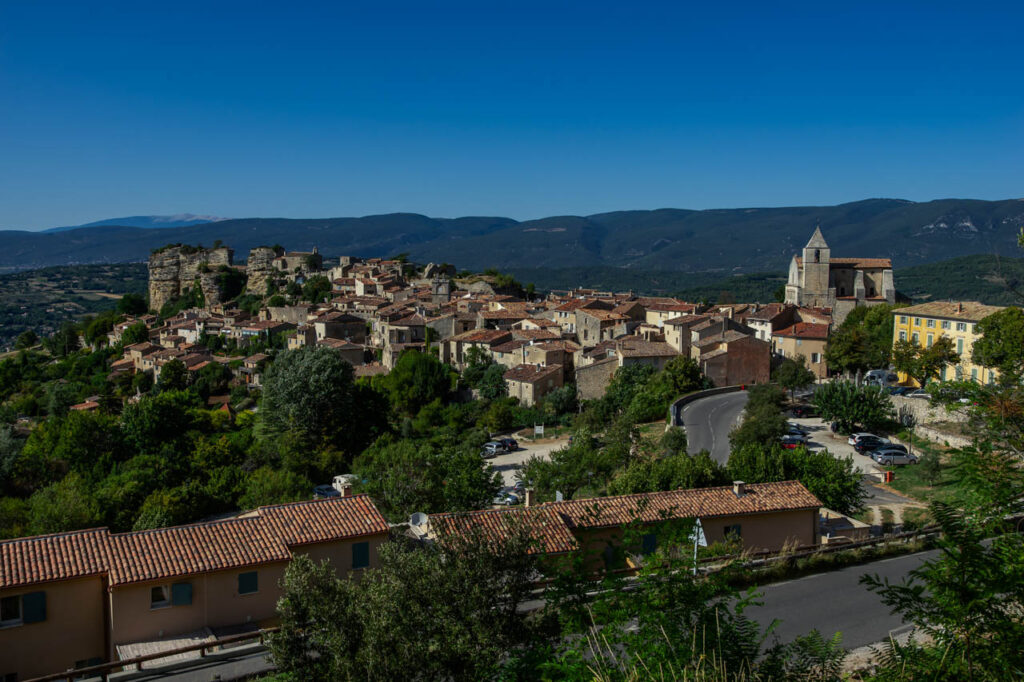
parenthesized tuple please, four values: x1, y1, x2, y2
(504, 363, 565, 407)
(441, 329, 513, 369)
(773, 322, 830, 379)
(694, 332, 770, 387)
(576, 308, 630, 348)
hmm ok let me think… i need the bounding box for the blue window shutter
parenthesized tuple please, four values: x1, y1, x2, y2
(22, 591, 46, 623)
(238, 571, 258, 594)
(171, 582, 193, 606)
(641, 533, 657, 555)
(352, 541, 369, 569)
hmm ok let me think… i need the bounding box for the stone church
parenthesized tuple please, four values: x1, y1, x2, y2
(784, 227, 895, 323)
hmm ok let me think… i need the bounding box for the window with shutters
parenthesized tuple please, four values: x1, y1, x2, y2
(150, 585, 170, 609)
(171, 582, 193, 606)
(1, 595, 22, 626)
(238, 571, 259, 595)
(641, 533, 657, 555)
(352, 541, 370, 569)
(926, 319, 935, 328)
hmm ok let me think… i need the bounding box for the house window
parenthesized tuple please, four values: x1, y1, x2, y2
(955, 366, 964, 381)
(641, 533, 657, 555)
(914, 318, 921, 326)
(150, 586, 171, 609)
(926, 334, 933, 347)
(900, 316, 908, 324)
(912, 333, 919, 344)
(1, 592, 45, 626)
(926, 319, 935, 328)
(957, 339, 964, 355)
(941, 366, 947, 381)
(899, 331, 907, 341)
(971, 368, 978, 382)
(352, 541, 370, 569)
(238, 571, 259, 595)
(1, 595, 22, 626)
(811, 352, 821, 364)
(956, 322, 967, 332)
(941, 321, 950, 330)
(724, 524, 742, 539)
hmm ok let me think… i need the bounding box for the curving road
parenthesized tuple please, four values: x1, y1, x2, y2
(682, 391, 748, 464)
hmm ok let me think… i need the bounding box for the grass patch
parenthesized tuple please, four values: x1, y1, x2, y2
(882, 431, 966, 507)
(902, 507, 933, 530)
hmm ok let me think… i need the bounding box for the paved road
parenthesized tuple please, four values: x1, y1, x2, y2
(747, 547, 934, 649)
(682, 391, 748, 463)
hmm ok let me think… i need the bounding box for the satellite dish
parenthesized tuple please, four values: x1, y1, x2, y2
(409, 512, 429, 527)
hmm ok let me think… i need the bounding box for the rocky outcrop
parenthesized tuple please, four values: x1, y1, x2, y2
(246, 247, 278, 295)
(148, 245, 234, 311)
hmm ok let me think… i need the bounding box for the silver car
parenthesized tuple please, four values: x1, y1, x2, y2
(872, 449, 919, 466)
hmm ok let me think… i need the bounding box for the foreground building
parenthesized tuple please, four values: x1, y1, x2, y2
(0, 495, 389, 680)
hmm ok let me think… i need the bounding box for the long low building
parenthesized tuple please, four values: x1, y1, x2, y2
(0, 495, 390, 680)
(430, 480, 821, 570)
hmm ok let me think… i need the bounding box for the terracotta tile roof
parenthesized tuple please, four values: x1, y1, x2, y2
(615, 339, 679, 358)
(259, 495, 390, 547)
(0, 528, 112, 589)
(664, 313, 712, 327)
(578, 308, 629, 322)
(774, 322, 829, 340)
(0, 496, 390, 589)
(491, 340, 529, 354)
(895, 301, 1006, 322)
(503, 363, 563, 383)
(551, 481, 820, 530)
(510, 329, 560, 341)
(430, 507, 578, 556)
(107, 516, 289, 586)
(450, 329, 512, 344)
(796, 257, 892, 269)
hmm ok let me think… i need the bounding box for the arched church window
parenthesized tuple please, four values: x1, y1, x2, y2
(814, 249, 820, 263)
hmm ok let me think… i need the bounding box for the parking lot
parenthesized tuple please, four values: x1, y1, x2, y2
(485, 434, 570, 487)
(787, 413, 882, 475)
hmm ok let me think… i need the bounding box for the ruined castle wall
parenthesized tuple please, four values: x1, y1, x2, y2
(148, 246, 234, 311)
(246, 247, 278, 295)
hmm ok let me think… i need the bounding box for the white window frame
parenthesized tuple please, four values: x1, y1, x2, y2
(150, 585, 171, 610)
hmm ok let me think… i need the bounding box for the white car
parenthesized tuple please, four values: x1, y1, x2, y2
(847, 432, 874, 446)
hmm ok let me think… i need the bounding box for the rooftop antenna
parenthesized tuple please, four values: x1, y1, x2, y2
(409, 511, 428, 528)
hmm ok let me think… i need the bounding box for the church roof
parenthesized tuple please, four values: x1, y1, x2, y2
(795, 257, 892, 269)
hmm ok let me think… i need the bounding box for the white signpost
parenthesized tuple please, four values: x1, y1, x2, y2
(690, 518, 707, 575)
(534, 424, 544, 438)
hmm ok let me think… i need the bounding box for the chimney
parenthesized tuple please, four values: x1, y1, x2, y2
(733, 481, 746, 498)
(524, 488, 535, 508)
(340, 483, 353, 498)
(957, 302, 964, 314)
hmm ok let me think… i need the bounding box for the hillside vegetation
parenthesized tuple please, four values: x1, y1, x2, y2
(3, 198, 1023, 272)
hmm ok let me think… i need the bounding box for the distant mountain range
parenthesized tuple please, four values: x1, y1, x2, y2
(42, 214, 227, 233)
(3, 198, 1023, 273)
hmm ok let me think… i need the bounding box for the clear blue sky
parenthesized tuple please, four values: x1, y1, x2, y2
(2, 1, 1022, 230)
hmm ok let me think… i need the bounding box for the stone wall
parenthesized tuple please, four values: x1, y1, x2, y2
(246, 247, 278, 295)
(891, 395, 969, 426)
(575, 357, 618, 401)
(148, 246, 234, 311)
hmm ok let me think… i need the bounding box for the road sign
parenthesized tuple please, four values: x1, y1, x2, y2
(534, 424, 544, 437)
(690, 518, 707, 547)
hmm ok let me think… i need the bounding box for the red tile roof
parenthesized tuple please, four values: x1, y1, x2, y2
(774, 322, 829, 340)
(551, 481, 821, 530)
(503, 363, 563, 383)
(795, 257, 892, 269)
(0, 496, 390, 589)
(429, 507, 578, 556)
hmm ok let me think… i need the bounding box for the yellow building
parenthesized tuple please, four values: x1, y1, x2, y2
(891, 301, 1006, 385)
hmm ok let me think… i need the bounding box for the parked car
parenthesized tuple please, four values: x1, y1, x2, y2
(492, 491, 521, 506)
(480, 441, 505, 458)
(312, 484, 340, 499)
(787, 422, 809, 436)
(853, 436, 892, 454)
(865, 369, 899, 387)
(888, 386, 911, 396)
(790, 404, 817, 418)
(498, 437, 519, 451)
(780, 435, 806, 449)
(512, 480, 527, 494)
(907, 389, 931, 400)
(872, 449, 919, 466)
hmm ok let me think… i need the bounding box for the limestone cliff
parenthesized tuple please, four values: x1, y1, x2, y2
(148, 245, 234, 311)
(246, 247, 278, 295)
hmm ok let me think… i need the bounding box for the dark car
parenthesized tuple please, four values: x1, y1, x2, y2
(790, 404, 817, 418)
(780, 435, 806, 449)
(854, 436, 892, 454)
(312, 484, 340, 499)
(498, 437, 519, 451)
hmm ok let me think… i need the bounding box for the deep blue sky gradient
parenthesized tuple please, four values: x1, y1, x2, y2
(2, 1, 1022, 229)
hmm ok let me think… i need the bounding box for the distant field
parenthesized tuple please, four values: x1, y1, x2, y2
(0, 263, 148, 349)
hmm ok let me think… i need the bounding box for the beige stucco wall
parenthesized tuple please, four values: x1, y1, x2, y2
(0, 576, 107, 679)
(295, 534, 387, 574)
(108, 562, 289, 648)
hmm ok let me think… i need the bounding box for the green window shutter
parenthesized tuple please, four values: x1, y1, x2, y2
(171, 582, 193, 606)
(22, 591, 46, 623)
(352, 541, 369, 569)
(238, 571, 258, 594)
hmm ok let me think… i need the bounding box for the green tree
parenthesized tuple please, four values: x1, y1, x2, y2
(893, 336, 960, 387)
(27, 473, 102, 535)
(119, 322, 149, 347)
(269, 526, 539, 681)
(972, 307, 1024, 385)
(729, 384, 789, 450)
(237, 466, 311, 510)
(813, 380, 893, 434)
(773, 355, 817, 399)
(258, 346, 386, 455)
(157, 358, 190, 392)
(14, 330, 38, 350)
(824, 304, 900, 375)
(382, 350, 454, 416)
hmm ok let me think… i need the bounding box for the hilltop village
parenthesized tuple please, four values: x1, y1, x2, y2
(2, 229, 1021, 679)
(123, 229, 890, 403)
